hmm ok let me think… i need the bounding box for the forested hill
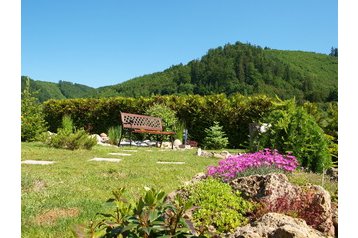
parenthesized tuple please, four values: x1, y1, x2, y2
(21, 77, 98, 102)
(22, 42, 338, 102)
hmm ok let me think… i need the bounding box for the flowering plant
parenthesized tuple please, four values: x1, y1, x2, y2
(207, 148, 298, 181)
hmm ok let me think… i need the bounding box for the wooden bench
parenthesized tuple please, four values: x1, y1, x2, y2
(119, 112, 176, 149)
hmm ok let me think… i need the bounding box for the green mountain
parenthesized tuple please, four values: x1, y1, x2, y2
(22, 42, 338, 102)
(21, 76, 98, 102)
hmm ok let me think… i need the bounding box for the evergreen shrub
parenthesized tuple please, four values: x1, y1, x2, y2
(44, 115, 97, 150)
(21, 78, 48, 141)
(202, 121, 229, 149)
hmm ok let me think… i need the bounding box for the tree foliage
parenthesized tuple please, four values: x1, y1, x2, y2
(21, 42, 338, 103)
(21, 78, 48, 141)
(256, 99, 332, 172)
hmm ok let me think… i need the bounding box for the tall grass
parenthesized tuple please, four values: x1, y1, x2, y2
(107, 126, 122, 145)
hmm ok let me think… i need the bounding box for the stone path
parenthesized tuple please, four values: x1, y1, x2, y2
(108, 153, 132, 156)
(89, 158, 122, 163)
(156, 161, 185, 165)
(22, 160, 55, 165)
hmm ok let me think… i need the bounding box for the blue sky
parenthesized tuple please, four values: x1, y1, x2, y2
(21, 0, 338, 88)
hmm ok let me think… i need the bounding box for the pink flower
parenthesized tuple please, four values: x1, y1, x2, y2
(206, 148, 298, 181)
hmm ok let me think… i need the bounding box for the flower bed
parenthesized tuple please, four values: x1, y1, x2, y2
(207, 148, 298, 181)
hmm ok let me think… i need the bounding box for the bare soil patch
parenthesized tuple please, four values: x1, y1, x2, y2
(35, 208, 80, 226)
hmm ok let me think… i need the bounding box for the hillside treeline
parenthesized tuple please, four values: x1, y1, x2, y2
(22, 42, 338, 103)
(99, 42, 337, 102)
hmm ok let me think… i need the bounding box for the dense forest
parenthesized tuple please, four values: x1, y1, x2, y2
(22, 42, 338, 103)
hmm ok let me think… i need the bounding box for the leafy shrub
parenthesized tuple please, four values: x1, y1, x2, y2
(202, 121, 229, 149)
(80, 187, 198, 238)
(145, 103, 178, 132)
(186, 178, 254, 234)
(21, 78, 48, 141)
(44, 115, 97, 150)
(257, 99, 332, 172)
(107, 125, 122, 145)
(207, 148, 298, 181)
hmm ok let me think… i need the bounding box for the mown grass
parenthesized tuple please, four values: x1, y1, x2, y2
(21, 142, 219, 237)
(21, 143, 338, 237)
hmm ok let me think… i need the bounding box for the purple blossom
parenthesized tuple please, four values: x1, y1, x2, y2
(207, 148, 298, 181)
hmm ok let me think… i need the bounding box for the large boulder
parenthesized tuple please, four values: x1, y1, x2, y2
(227, 213, 330, 238)
(229, 174, 334, 237)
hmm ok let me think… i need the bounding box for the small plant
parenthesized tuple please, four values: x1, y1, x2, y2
(174, 120, 186, 142)
(21, 78, 48, 142)
(186, 178, 254, 235)
(202, 121, 228, 150)
(81, 187, 198, 238)
(207, 148, 298, 181)
(44, 115, 97, 150)
(107, 126, 122, 145)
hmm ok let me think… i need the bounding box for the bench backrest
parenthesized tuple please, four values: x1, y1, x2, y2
(120, 112, 163, 131)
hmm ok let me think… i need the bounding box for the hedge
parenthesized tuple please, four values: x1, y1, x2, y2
(43, 94, 275, 148)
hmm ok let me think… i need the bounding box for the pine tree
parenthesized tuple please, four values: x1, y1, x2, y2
(203, 121, 229, 149)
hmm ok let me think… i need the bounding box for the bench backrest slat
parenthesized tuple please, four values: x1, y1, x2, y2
(120, 112, 163, 131)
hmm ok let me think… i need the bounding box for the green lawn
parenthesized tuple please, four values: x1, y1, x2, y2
(21, 142, 338, 237)
(21, 142, 219, 237)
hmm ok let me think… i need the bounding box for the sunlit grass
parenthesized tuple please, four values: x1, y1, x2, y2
(21, 142, 219, 237)
(21, 142, 338, 237)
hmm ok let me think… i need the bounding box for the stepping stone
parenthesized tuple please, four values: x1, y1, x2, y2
(89, 158, 122, 163)
(156, 161, 186, 165)
(145, 150, 153, 152)
(122, 150, 138, 152)
(21, 160, 55, 165)
(108, 153, 132, 156)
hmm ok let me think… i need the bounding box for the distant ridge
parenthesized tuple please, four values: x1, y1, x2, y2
(21, 41, 338, 103)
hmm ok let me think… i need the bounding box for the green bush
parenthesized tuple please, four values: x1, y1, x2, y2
(202, 121, 229, 149)
(44, 115, 97, 150)
(186, 178, 254, 234)
(107, 125, 122, 145)
(257, 99, 332, 172)
(145, 103, 178, 132)
(21, 78, 48, 141)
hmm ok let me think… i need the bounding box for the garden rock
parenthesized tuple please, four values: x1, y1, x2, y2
(196, 148, 232, 159)
(227, 213, 329, 238)
(331, 202, 338, 237)
(326, 168, 338, 181)
(229, 173, 300, 201)
(229, 174, 334, 236)
(91, 134, 102, 143)
(100, 133, 109, 142)
(173, 139, 182, 148)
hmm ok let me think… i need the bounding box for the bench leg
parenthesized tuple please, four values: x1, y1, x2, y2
(171, 135, 174, 149)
